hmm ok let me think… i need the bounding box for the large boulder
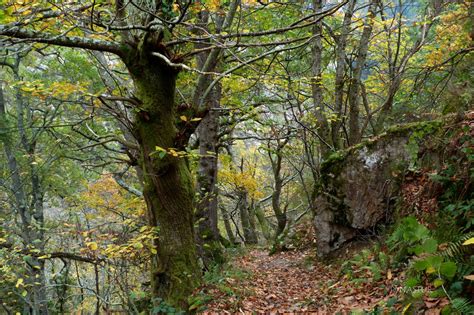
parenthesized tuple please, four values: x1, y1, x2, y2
(313, 116, 463, 256)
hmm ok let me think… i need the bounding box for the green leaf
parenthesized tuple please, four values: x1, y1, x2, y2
(433, 278, 444, 288)
(412, 289, 424, 299)
(422, 238, 438, 254)
(440, 261, 457, 278)
(426, 255, 443, 269)
(133, 242, 143, 249)
(413, 259, 428, 271)
(413, 224, 430, 240)
(405, 277, 419, 287)
(412, 238, 438, 255)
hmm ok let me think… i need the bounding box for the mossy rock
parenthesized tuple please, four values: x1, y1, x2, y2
(314, 114, 465, 256)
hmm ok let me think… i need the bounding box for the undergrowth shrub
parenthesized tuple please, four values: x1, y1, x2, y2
(188, 249, 250, 312)
(341, 244, 392, 285)
(388, 217, 474, 312)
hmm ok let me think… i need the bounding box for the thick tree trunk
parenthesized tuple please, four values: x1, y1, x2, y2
(195, 84, 224, 266)
(125, 50, 200, 309)
(192, 8, 229, 266)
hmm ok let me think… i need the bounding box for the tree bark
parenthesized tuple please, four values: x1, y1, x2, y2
(312, 0, 331, 157)
(348, 0, 378, 145)
(192, 2, 240, 265)
(195, 83, 224, 266)
(220, 205, 236, 244)
(124, 48, 200, 309)
(268, 139, 289, 244)
(1, 75, 49, 314)
(254, 206, 273, 241)
(238, 189, 258, 245)
(332, 0, 356, 149)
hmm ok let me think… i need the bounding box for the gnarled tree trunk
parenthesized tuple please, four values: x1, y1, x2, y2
(124, 49, 200, 309)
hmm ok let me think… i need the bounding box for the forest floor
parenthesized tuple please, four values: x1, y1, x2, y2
(195, 246, 403, 314)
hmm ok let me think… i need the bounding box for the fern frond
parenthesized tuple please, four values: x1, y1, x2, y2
(451, 297, 474, 314)
(439, 232, 474, 262)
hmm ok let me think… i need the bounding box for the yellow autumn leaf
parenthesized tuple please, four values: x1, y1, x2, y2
(21, 86, 36, 92)
(426, 266, 436, 274)
(133, 242, 144, 249)
(402, 303, 411, 315)
(169, 149, 178, 157)
(462, 237, 474, 245)
(15, 278, 24, 288)
(180, 115, 187, 122)
(86, 242, 98, 250)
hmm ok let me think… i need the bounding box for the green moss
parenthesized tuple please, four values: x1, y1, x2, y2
(384, 119, 442, 136)
(129, 63, 201, 310)
(320, 150, 354, 186)
(321, 119, 445, 177)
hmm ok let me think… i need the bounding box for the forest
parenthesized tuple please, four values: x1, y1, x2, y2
(0, 0, 473, 314)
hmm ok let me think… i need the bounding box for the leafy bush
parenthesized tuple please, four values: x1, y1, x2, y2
(341, 245, 392, 284)
(430, 125, 474, 237)
(386, 216, 437, 261)
(188, 260, 250, 312)
(150, 298, 185, 315)
(387, 217, 474, 311)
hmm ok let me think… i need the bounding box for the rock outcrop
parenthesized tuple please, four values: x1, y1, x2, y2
(313, 115, 469, 256)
